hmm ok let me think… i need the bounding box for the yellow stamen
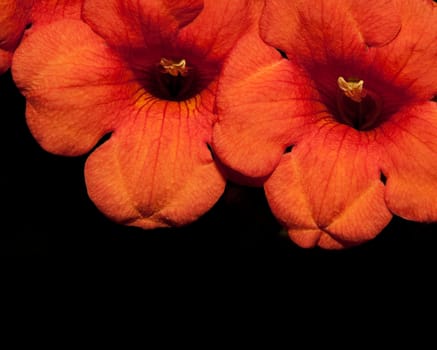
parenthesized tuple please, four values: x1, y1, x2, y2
(160, 58, 189, 77)
(337, 76, 366, 103)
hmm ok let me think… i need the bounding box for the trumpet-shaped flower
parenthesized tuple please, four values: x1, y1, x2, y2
(13, 0, 260, 228)
(212, 0, 437, 248)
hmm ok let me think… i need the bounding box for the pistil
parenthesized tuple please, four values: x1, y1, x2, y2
(160, 58, 189, 77)
(336, 76, 381, 131)
(337, 76, 366, 102)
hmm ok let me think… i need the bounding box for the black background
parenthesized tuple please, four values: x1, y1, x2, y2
(1, 70, 436, 258)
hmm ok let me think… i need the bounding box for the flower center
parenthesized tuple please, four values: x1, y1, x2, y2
(138, 54, 219, 102)
(337, 77, 366, 103)
(335, 76, 382, 131)
(159, 58, 189, 77)
(142, 57, 206, 101)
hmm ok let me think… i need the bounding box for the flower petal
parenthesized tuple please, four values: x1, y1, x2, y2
(164, 0, 205, 28)
(378, 102, 437, 222)
(82, 0, 203, 55)
(259, 0, 402, 103)
(265, 124, 392, 249)
(347, 0, 401, 47)
(30, 0, 83, 28)
(260, 0, 378, 101)
(0, 0, 32, 49)
(85, 98, 225, 228)
(0, 50, 12, 74)
(177, 0, 257, 61)
(12, 20, 136, 155)
(372, 0, 437, 100)
(0, 0, 32, 72)
(260, 0, 400, 58)
(212, 29, 326, 180)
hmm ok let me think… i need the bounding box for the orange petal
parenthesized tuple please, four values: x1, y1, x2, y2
(287, 229, 347, 250)
(0, 0, 33, 72)
(213, 28, 326, 179)
(258, 0, 296, 57)
(0, 50, 12, 74)
(378, 102, 437, 222)
(0, 0, 32, 49)
(85, 97, 225, 228)
(259, 0, 403, 100)
(82, 0, 203, 57)
(30, 0, 83, 28)
(265, 123, 392, 249)
(177, 0, 258, 61)
(260, 0, 399, 58)
(372, 0, 437, 100)
(12, 20, 136, 155)
(260, 0, 375, 100)
(164, 0, 204, 28)
(347, 0, 401, 47)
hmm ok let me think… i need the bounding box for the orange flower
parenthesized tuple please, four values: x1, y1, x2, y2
(212, 0, 437, 249)
(12, 0, 261, 229)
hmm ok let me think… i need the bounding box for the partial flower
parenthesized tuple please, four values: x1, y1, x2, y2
(13, 0, 261, 228)
(212, 0, 437, 248)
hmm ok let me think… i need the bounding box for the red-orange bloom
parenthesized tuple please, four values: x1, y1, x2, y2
(213, 0, 437, 249)
(13, 0, 260, 228)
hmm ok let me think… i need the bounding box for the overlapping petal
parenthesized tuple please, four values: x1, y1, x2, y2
(212, 31, 326, 180)
(82, 0, 203, 59)
(378, 102, 437, 222)
(0, 0, 32, 50)
(265, 124, 392, 249)
(85, 97, 225, 229)
(371, 0, 437, 100)
(259, 0, 402, 99)
(177, 0, 256, 62)
(30, 0, 83, 28)
(0, 50, 12, 75)
(260, 0, 401, 59)
(1, 0, 83, 74)
(0, 0, 33, 74)
(347, 0, 401, 47)
(12, 20, 135, 155)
